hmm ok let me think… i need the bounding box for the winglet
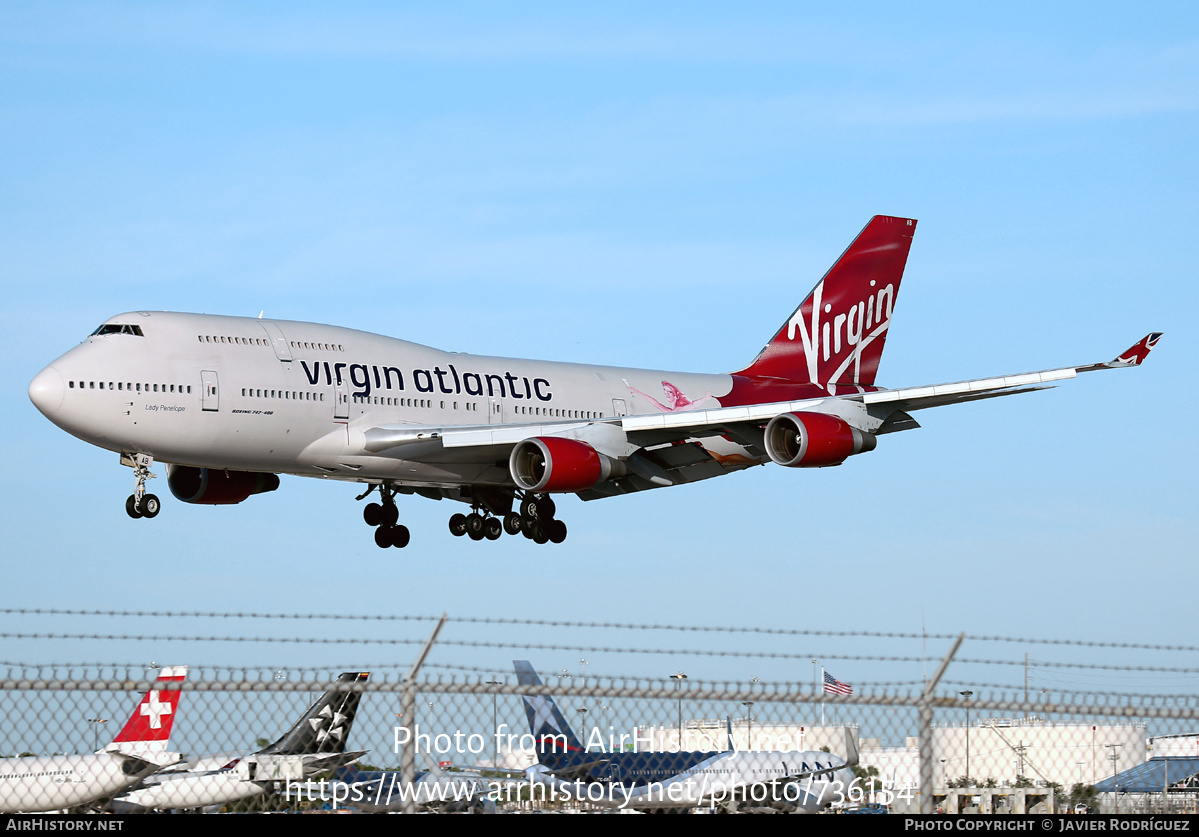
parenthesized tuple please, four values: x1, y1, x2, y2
(1106, 332, 1163, 368)
(1076, 333, 1163, 373)
(844, 727, 859, 768)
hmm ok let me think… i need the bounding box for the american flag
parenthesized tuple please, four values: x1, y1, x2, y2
(823, 671, 853, 696)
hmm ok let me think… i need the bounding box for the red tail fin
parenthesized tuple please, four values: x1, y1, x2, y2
(108, 665, 187, 753)
(736, 216, 916, 387)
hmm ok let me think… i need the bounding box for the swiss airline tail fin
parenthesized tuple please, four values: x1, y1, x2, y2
(736, 215, 917, 388)
(106, 665, 188, 754)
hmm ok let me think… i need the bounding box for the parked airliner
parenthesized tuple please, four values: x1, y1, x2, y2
(28, 216, 1161, 548)
(514, 661, 857, 813)
(0, 666, 186, 813)
(110, 671, 368, 812)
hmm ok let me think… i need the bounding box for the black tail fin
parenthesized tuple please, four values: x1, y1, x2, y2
(259, 671, 369, 755)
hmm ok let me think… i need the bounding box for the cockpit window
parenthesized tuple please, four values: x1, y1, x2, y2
(91, 324, 144, 337)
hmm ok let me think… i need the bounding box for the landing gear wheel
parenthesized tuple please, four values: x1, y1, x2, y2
(547, 519, 567, 544)
(484, 517, 502, 540)
(390, 525, 411, 548)
(532, 523, 550, 545)
(374, 526, 393, 549)
(503, 512, 523, 536)
(535, 496, 556, 520)
(466, 513, 485, 541)
(449, 513, 468, 537)
(141, 494, 161, 519)
(520, 516, 536, 539)
(363, 503, 382, 527)
(125, 453, 157, 521)
(519, 496, 539, 520)
(380, 503, 399, 527)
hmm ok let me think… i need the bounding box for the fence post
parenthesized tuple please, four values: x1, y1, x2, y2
(920, 633, 963, 814)
(399, 613, 446, 814)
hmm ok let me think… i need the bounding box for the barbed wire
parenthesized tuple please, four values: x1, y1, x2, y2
(4, 632, 1198, 676)
(3, 609, 1197, 654)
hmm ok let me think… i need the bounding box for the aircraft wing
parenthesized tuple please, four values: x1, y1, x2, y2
(358, 334, 1161, 497)
(617, 332, 1164, 438)
(297, 750, 368, 776)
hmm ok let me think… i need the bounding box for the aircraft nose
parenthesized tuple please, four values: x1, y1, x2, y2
(29, 365, 65, 416)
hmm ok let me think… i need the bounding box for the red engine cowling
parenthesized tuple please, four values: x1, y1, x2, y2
(763, 411, 876, 468)
(167, 465, 281, 505)
(509, 437, 620, 493)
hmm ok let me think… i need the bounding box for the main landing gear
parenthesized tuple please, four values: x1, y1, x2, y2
(360, 484, 410, 549)
(124, 453, 160, 519)
(449, 493, 567, 545)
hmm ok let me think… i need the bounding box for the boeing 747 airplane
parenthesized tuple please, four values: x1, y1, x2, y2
(28, 216, 1161, 548)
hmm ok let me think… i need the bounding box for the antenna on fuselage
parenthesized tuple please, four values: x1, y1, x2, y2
(258, 311, 264, 319)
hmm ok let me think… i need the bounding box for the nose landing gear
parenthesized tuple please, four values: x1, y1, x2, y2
(123, 453, 160, 519)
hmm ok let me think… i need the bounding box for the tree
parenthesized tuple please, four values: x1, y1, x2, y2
(1069, 783, 1099, 809)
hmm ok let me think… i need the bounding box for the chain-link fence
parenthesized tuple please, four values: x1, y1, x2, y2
(1, 611, 1197, 814)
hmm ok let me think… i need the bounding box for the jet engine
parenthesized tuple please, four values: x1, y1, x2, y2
(508, 437, 624, 493)
(167, 464, 281, 505)
(763, 411, 876, 468)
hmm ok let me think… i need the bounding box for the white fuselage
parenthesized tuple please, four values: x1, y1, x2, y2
(118, 769, 265, 811)
(530, 750, 856, 813)
(29, 311, 743, 488)
(0, 754, 154, 813)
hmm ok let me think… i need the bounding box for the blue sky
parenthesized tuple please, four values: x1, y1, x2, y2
(2, 2, 1196, 695)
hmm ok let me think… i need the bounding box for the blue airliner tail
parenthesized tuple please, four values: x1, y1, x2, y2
(514, 661, 586, 758)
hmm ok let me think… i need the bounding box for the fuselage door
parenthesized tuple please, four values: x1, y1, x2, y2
(258, 322, 293, 362)
(201, 370, 220, 412)
(334, 379, 349, 420)
(611, 398, 627, 417)
(488, 397, 503, 424)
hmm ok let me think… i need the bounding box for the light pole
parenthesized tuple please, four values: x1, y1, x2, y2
(274, 669, 287, 736)
(670, 673, 687, 748)
(959, 690, 974, 786)
(1106, 744, 1122, 814)
(743, 701, 755, 750)
(87, 718, 108, 752)
(486, 679, 502, 768)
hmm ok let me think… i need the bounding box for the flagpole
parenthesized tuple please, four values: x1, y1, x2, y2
(811, 659, 820, 729)
(820, 666, 826, 726)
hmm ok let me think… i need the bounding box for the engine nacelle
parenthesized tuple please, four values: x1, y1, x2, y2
(763, 411, 876, 468)
(167, 465, 280, 505)
(509, 437, 623, 493)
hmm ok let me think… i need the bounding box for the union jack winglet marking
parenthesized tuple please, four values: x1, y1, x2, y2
(1108, 333, 1163, 367)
